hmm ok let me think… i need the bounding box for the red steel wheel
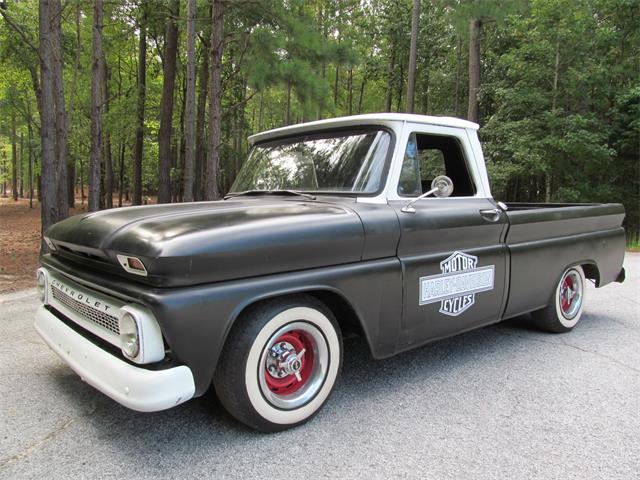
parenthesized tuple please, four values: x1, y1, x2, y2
(264, 330, 315, 395)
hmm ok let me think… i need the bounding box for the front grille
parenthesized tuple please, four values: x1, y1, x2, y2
(51, 285, 120, 335)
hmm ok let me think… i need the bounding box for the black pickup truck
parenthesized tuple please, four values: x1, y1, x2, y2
(35, 113, 626, 431)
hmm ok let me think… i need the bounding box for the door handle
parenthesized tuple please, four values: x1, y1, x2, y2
(480, 208, 502, 222)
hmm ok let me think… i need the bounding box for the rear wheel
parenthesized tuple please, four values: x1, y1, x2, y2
(214, 296, 342, 432)
(532, 265, 586, 333)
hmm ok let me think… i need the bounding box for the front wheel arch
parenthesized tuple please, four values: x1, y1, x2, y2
(222, 287, 370, 356)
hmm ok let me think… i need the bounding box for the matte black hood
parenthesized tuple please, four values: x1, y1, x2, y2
(46, 198, 365, 287)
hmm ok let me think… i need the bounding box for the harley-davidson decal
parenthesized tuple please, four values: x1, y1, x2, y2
(419, 251, 494, 316)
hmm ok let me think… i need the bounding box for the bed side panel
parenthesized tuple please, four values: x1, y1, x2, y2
(504, 204, 625, 319)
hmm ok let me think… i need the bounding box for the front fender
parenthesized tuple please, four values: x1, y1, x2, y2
(146, 258, 402, 396)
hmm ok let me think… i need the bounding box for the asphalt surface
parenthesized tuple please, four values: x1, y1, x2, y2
(1, 254, 639, 479)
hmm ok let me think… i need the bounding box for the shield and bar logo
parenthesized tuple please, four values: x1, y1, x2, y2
(419, 251, 495, 316)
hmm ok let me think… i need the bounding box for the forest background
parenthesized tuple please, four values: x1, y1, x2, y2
(0, 0, 638, 256)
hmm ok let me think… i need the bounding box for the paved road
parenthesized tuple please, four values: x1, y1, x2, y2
(1, 255, 639, 479)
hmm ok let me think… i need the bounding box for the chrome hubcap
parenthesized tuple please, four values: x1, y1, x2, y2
(559, 269, 583, 319)
(258, 321, 330, 410)
(266, 341, 306, 381)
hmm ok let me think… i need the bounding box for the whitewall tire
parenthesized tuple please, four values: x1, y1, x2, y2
(533, 265, 586, 333)
(214, 295, 342, 432)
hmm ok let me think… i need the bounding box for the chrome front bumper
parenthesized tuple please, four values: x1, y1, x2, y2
(35, 306, 195, 412)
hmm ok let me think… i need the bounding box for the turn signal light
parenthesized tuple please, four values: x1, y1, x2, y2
(116, 255, 148, 277)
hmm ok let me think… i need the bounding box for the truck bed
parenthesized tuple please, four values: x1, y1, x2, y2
(501, 201, 625, 319)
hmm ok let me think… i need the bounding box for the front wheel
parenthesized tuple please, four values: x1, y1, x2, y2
(532, 265, 586, 333)
(214, 296, 342, 432)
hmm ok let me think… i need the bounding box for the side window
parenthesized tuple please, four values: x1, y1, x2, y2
(398, 132, 476, 197)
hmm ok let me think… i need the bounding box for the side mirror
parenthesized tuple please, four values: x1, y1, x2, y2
(401, 175, 454, 213)
(431, 175, 454, 198)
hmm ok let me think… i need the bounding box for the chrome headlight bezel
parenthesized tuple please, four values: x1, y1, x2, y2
(118, 304, 165, 364)
(36, 268, 49, 304)
(119, 311, 140, 358)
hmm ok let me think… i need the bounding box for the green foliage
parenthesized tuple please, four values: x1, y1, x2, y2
(482, 0, 639, 235)
(0, 0, 637, 236)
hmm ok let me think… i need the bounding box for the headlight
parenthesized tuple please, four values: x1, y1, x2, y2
(118, 304, 165, 364)
(119, 312, 140, 358)
(36, 268, 48, 304)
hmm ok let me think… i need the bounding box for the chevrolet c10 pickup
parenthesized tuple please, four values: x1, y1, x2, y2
(35, 113, 626, 432)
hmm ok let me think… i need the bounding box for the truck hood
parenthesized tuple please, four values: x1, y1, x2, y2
(45, 198, 365, 287)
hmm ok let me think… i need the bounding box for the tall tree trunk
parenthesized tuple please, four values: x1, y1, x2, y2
(158, 0, 179, 204)
(385, 46, 395, 112)
(19, 132, 24, 198)
(547, 35, 561, 201)
(103, 62, 113, 209)
(467, 18, 481, 123)
(183, 0, 196, 202)
(347, 67, 353, 115)
(286, 79, 292, 124)
(132, 4, 147, 205)
(50, 0, 68, 218)
(27, 102, 34, 209)
(454, 34, 462, 117)
(333, 65, 339, 110)
(195, 39, 209, 201)
(421, 65, 430, 113)
(118, 142, 125, 207)
(317, 4, 326, 120)
(79, 160, 84, 207)
(205, 0, 224, 200)
(176, 72, 187, 202)
(258, 90, 264, 131)
(357, 66, 366, 114)
(89, 0, 103, 212)
(552, 36, 560, 110)
(11, 112, 17, 201)
(396, 59, 404, 112)
(39, 0, 60, 252)
(406, 0, 420, 113)
(67, 0, 81, 207)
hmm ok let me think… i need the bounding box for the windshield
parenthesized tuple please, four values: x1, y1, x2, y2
(230, 129, 391, 194)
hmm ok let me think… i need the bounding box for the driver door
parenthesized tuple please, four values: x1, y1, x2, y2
(389, 125, 508, 350)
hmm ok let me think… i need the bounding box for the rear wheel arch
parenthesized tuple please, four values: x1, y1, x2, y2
(547, 260, 598, 294)
(580, 262, 600, 286)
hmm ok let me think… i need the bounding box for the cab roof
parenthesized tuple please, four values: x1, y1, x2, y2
(248, 113, 479, 145)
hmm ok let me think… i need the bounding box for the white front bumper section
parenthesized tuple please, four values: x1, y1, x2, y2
(35, 306, 195, 412)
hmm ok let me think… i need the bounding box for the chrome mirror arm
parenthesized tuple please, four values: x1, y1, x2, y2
(401, 175, 454, 214)
(401, 187, 439, 213)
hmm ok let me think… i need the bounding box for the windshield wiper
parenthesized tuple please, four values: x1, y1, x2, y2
(224, 189, 317, 201)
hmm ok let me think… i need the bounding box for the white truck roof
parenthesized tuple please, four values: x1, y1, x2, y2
(248, 113, 479, 145)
